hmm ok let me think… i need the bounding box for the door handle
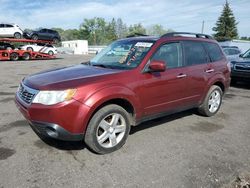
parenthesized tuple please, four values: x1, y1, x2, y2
(205, 69, 214, 73)
(177, 74, 187, 78)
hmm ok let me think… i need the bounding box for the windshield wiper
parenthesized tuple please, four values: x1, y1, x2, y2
(92, 64, 111, 69)
(81, 61, 90, 65)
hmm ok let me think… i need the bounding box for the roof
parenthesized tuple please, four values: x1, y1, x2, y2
(118, 36, 159, 42)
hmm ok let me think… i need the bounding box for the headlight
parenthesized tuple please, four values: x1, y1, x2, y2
(32, 89, 76, 105)
(230, 62, 234, 68)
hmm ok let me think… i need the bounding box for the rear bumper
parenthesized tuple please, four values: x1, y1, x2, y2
(29, 121, 84, 141)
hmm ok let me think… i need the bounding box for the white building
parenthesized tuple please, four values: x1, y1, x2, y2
(219, 40, 250, 53)
(61, 40, 88, 55)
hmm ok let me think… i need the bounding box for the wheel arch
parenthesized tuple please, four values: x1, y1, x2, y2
(80, 86, 142, 132)
(213, 81, 225, 93)
(200, 77, 227, 105)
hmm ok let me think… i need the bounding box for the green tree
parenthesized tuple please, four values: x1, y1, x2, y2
(115, 18, 128, 38)
(79, 17, 107, 45)
(212, 1, 238, 41)
(146, 24, 174, 36)
(104, 18, 117, 43)
(128, 23, 146, 36)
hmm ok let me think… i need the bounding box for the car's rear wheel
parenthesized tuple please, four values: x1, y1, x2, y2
(22, 52, 31, 60)
(53, 38, 59, 43)
(48, 50, 54, 56)
(10, 52, 19, 61)
(27, 47, 33, 51)
(31, 34, 38, 40)
(198, 85, 223, 117)
(85, 104, 131, 154)
(14, 32, 21, 39)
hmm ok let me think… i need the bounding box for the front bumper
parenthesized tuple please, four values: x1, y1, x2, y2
(15, 93, 90, 141)
(231, 71, 250, 81)
(29, 121, 84, 141)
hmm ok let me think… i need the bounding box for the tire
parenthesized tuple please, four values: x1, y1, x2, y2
(85, 104, 131, 154)
(10, 52, 19, 61)
(198, 85, 223, 117)
(22, 52, 31, 60)
(14, 32, 21, 39)
(31, 34, 38, 40)
(48, 50, 54, 56)
(27, 47, 33, 51)
(53, 38, 59, 43)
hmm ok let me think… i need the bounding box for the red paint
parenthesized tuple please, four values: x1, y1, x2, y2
(15, 36, 230, 135)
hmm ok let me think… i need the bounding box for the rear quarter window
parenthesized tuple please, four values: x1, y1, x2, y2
(203, 42, 224, 62)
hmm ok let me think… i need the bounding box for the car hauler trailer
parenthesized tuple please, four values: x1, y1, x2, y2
(0, 38, 56, 61)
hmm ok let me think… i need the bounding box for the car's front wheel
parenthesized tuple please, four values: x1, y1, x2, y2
(85, 104, 131, 154)
(198, 85, 223, 117)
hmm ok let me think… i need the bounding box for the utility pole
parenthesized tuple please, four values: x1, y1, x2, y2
(201, 20, 205, 34)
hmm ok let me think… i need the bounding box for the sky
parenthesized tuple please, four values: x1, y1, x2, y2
(0, 0, 249, 37)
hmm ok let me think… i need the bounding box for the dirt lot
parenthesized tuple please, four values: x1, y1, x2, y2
(0, 54, 250, 188)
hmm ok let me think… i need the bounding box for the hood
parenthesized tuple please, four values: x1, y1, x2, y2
(23, 64, 123, 90)
(231, 57, 250, 64)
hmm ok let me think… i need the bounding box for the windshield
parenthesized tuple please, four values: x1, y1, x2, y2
(242, 49, 250, 58)
(90, 40, 154, 70)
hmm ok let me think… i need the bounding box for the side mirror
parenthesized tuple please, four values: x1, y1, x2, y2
(148, 60, 166, 72)
(239, 54, 243, 58)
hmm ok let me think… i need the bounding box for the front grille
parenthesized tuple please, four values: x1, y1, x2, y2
(235, 63, 250, 72)
(18, 84, 39, 104)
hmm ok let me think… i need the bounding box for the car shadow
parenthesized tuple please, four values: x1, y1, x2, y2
(34, 109, 197, 150)
(130, 109, 196, 135)
(35, 133, 86, 151)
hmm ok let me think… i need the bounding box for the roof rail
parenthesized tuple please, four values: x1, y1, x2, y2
(161, 32, 213, 39)
(126, 33, 149, 38)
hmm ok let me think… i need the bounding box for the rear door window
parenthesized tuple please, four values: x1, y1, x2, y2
(203, 42, 224, 62)
(5, 24, 14, 28)
(183, 41, 208, 66)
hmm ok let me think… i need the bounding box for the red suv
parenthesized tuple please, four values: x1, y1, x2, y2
(15, 32, 230, 154)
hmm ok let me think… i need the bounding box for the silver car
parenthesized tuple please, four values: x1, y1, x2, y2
(223, 47, 241, 61)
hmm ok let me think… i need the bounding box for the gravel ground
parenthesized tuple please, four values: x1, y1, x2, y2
(0, 54, 250, 188)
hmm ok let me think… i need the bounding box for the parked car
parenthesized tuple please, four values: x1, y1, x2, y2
(23, 28, 61, 43)
(221, 46, 239, 49)
(0, 23, 23, 39)
(20, 43, 57, 55)
(223, 47, 241, 61)
(15, 32, 230, 154)
(230, 48, 250, 83)
(0, 42, 15, 50)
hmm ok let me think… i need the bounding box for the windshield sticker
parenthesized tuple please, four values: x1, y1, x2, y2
(135, 42, 153, 48)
